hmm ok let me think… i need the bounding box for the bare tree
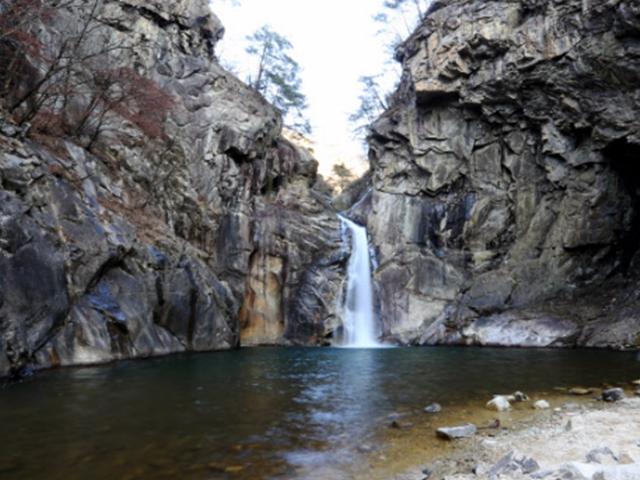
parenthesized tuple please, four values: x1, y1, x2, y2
(374, 0, 432, 47)
(1, 0, 175, 148)
(349, 74, 390, 138)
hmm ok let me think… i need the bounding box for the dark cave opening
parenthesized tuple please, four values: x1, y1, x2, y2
(604, 137, 640, 275)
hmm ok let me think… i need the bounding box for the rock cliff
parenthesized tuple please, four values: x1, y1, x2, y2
(0, 0, 342, 377)
(358, 0, 640, 348)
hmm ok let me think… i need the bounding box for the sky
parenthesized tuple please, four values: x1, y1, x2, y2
(210, 0, 404, 176)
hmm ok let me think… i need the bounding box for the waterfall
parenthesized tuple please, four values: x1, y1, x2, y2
(338, 215, 381, 348)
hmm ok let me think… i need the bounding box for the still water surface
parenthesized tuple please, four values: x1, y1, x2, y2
(1, 347, 639, 479)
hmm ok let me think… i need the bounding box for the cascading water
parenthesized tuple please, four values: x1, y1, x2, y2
(338, 215, 382, 348)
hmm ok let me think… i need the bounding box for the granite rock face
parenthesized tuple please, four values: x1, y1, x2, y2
(0, 0, 342, 376)
(359, 0, 640, 347)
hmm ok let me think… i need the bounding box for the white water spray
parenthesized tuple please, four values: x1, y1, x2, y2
(338, 215, 382, 348)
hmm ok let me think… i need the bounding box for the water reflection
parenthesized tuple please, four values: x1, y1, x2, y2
(0, 347, 639, 479)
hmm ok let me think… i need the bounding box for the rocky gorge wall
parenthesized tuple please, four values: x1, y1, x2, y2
(354, 0, 640, 348)
(0, 0, 344, 377)
(3, 0, 639, 379)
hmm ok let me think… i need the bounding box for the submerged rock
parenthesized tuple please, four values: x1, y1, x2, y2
(424, 403, 442, 414)
(389, 420, 413, 430)
(436, 424, 477, 440)
(534, 400, 550, 410)
(569, 388, 594, 396)
(487, 396, 511, 412)
(512, 391, 530, 403)
(357, 444, 375, 453)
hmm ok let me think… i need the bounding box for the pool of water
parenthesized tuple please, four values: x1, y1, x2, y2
(1, 347, 639, 479)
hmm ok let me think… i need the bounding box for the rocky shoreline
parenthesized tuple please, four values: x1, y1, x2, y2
(393, 384, 640, 480)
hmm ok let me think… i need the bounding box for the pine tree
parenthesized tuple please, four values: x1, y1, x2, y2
(246, 25, 311, 135)
(349, 75, 389, 137)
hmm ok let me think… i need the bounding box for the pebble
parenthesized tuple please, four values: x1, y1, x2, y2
(534, 400, 550, 410)
(513, 391, 530, 402)
(562, 403, 582, 412)
(424, 403, 442, 414)
(487, 396, 511, 412)
(357, 444, 375, 453)
(224, 466, 244, 474)
(436, 424, 477, 440)
(569, 387, 593, 396)
(586, 446, 617, 464)
(389, 420, 413, 429)
(618, 453, 635, 465)
(488, 451, 540, 477)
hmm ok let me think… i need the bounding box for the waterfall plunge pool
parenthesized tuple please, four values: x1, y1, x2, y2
(1, 347, 639, 480)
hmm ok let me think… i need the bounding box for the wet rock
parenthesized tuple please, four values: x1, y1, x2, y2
(436, 424, 477, 440)
(534, 400, 550, 410)
(478, 419, 501, 431)
(602, 388, 626, 402)
(487, 396, 511, 412)
(569, 388, 594, 396)
(224, 465, 244, 474)
(389, 420, 413, 430)
(512, 391, 529, 403)
(460, 315, 579, 348)
(387, 412, 404, 421)
(357, 444, 375, 453)
(424, 403, 442, 414)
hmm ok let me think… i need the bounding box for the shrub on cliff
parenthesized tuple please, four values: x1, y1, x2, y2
(0, 0, 175, 148)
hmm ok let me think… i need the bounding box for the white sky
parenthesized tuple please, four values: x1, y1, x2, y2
(211, 0, 402, 174)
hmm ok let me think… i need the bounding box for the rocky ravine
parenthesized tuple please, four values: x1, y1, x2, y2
(0, 0, 344, 377)
(353, 0, 640, 348)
